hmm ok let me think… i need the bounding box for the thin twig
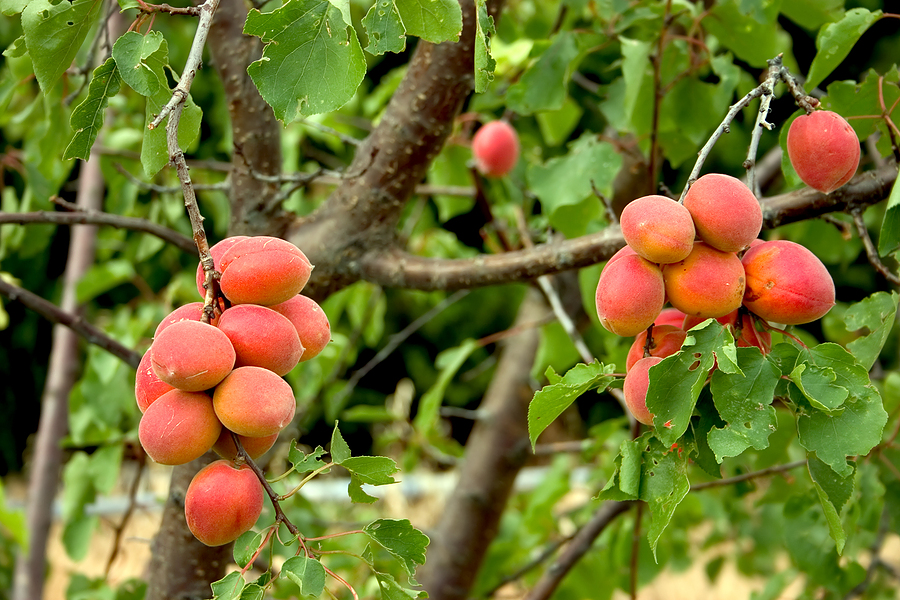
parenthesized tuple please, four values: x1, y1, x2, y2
(851, 209, 900, 286)
(690, 459, 807, 491)
(105, 454, 147, 576)
(113, 163, 229, 193)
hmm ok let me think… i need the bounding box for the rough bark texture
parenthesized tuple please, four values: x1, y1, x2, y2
(417, 289, 545, 600)
(146, 453, 231, 600)
(12, 153, 104, 600)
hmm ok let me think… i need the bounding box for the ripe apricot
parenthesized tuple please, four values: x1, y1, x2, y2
(216, 304, 304, 375)
(623, 356, 662, 426)
(212, 429, 279, 461)
(184, 460, 264, 546)
(741, 240, 835, 324)
(154, 302, 214, 338)
(787, 110, 860, 193)
(138, 390, 222, 465)
(662, 242, 745, 319)
(595, 254, 665, 337)
(625, 324, 686, 371)
(213, 366, 296, 437)
(620, 195, 695, 264)
(150, 320, 235, 392)
(472, 120, 519, 177)
(195, 236, 249, 299)
(683, 174, 762, 252)
(219, 236, 313, 306)
(135, 349, 174, 413)
(655, 307, 689, 328)
(269, 295, 331, 362)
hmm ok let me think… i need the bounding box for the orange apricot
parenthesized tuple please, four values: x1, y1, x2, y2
(269, 295, 331, 362)
(213, 366, 296, 437)
(472, 121, 520, 177)
(623, 356, 663, 426)
(662, 242, 745, 319)
(138, 390, 222, 465)
(595, 254, 665, 337)
(625, 324, 686, 371)
(154, 302, 214, 338)
(218, 236, 313, 306)
(741, 240, 835, 324)
(216, 304, 304, 375)
(185, 460, 264, 546)
(787, 110, 860, 193)
(654, 307, 689, 328)
(150, 320, 235, 392)
(620, 195, 695, 264)
(195, 236, 249, 299)
(135, 348, 175, 413)
(683, 174, 762, 253)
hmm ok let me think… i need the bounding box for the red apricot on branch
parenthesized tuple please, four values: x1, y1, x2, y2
(185, 460, 264, 547)
(472, 120, 520, 178)
(787, 110, 860, 193)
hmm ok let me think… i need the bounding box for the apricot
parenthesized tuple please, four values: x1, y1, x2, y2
(195, 236, 249, 299)
(212, 429, 279, 461)
(150, 320, 235, 392)
(787, 110, 860, 193)
(216, 304, 304, 375)
(135, 349, 174, 413)
(185, 460, 264, 546)
(623, 356, 662, 426)
(213, 366, 296, 437)
(219, 236, 313, 306)
(154, 302, 214, 338)
(662, 242, 745, 319)
(269, 295, 331, 362)
(741, 240, 835, 324)
(655, 307, 689, 328)
(595, 254, 665, 337)
(620, 195, 695, 264)
(683, 174, 762, 253)
(472, 120, 519, 177)
(625, 324, 686, 371)
(138, 390, 222, 465)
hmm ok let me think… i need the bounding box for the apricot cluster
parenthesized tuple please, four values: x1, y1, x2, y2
(134, 235, 332, 546)
(595, 174, 836, 425)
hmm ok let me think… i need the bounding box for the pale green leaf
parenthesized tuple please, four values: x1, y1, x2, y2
(21, 0, 102, 91)
(808, 455, 854, 554)
(507, 32, 578, 115)
(877, 169, 900, 257)
(64, 58, 121, 160)
(330, 422, 352, 463)
(111, 31, 167, 97)
(806, 8, 882, 90)
(473, 0, 495, 93)
(844, 291, 899, 370)
(211, 572, 245, 600)
(363, 519, 429, 577)
(412, 338, 479, 436)
(282, 556, 326, 598)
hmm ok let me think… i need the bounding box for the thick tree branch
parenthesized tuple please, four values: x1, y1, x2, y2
(357, 162, 898, 291)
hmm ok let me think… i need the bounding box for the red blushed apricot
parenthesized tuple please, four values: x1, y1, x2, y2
(216, 304, 304, 375)
(195, 236, 249, 299)
(787, 110, 860, 193)
(150, 320, 235, 392)
(683, 174, 762, 253)
(662, 242, 745, 319)
(655, 307, 689, 328)
(154, 302, 215, 338)
(213, 366, 296, 437)
(138, 390, 222, 465)
(212, 429, 279, 461)
(620, 195, 695, 264)
(218, 237, 313, 306)
(135, 349, 175, 413)
(741, 240, 835, 325)
(185, 460, 264, 547)
(624, 356, 662, 425)
(595, 255, 665, 337)
(472, 120, 520, 177)
(269, 295, 331, 362)
(625, 324, 686, 371)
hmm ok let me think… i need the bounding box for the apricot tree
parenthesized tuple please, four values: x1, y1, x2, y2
(1, 2, 899, 600)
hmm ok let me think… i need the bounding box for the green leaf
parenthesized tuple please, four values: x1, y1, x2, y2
(805, 8, 882, 90)
(507, 32, 579, 115)
(1, 0, 27, 15)
(342, 455, 399, 485)
(233, 531, 263, 568)
(808, 455, 854, 554)
(75, 259, 136, 303)
(707, 347, 780, 462)
(211, 572, 245, 600)
(877, 170, 900, 257)
(374, 571, 428, 600)
(844, 291, 899, 370)
(641, 439, 690, 559)
(618, 36, 652, 128)
(288, 441, 328, 472)
(141, 91, 203, 177)
(362, 0, 407, 55)
(798, 386, 887, 477)
(789, 363, 848, 412)
(822, 68, 900, 142)
(330, 422, 352, 463)
(2, 35, 27, 58)
(703, 0, 793, 68)
(64, 58, 121, 161)
(21, 0, 102, 91)
(780, 0, 844, 31)
(111, 31, 167, 97)
(245, 0, 366, 121)
(473, 0, 495, 93)
(62, 514, 98, 561)
(398, 0, 461, 43)
(412, 338, 479, 436)
(646, 320, 738, 447)
(281, 556, 326, 598)
(363, 519, 430, 577)
(528, 361, 616, 449)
